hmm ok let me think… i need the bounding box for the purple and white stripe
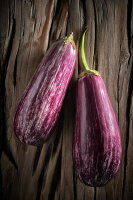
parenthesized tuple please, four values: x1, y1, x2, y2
(73, 74, 122, 186)
(14, 39, 76, 145)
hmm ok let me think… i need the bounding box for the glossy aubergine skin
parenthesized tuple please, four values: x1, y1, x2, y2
(73, 74, 122, 186)
(14, 40, 76, 146)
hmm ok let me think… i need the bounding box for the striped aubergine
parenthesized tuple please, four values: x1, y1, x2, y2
(14, 33, 76, 146)
(72, 31, 122, 186)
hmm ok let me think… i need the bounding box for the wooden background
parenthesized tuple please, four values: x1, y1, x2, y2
(0, 0, 133, 199)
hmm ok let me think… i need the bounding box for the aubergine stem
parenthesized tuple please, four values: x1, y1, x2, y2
(79, 31, 100, 77)
(63, 32, 76, 49)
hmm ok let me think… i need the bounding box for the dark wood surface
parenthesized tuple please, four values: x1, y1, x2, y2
(0, 0, 133, 199)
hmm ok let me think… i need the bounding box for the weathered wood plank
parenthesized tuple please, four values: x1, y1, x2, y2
(0, 0, 133, 200)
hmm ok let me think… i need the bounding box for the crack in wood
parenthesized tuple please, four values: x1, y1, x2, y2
(82, 0, 87, 28)
(0, 165, 2, 199)
(48, 147, 62, 200)
(117, 61, 121, 124)
(13, 42, 20, 87)
(73, 168, 77, 200)
(36, 143, 52, 200)
(94, 187, 97, 200)
(52, 115, 64, 157)
(3, 18, 16, 79)
(92, 0, 98, 71)
(122, 1, 133, 199)
(127, 0, 132, 53)
(3, 148, 18, 170)
(32, 146, 43, 175)
(122, 58, 133, 200)
(48, 0, 65, 43)
(39, 0, 54, 51)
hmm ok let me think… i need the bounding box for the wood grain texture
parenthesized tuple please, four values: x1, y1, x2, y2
(0, 0, 132, 199)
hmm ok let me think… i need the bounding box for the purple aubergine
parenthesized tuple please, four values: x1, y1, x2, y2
(14, 33, 76, 146)
(73, 31, 122, 186)
(73, 75, 122, 186)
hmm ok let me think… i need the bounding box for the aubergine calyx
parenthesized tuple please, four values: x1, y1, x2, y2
(63, 32, 76, 49)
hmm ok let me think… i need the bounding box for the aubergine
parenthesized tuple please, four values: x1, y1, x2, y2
(14, 33, 76, 146)
(73, 31, 122, 186)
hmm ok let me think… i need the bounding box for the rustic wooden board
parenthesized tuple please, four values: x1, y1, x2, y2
(0, 0, 133, 199)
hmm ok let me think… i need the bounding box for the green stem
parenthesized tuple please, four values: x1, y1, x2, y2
(79, 31, 100, 76)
